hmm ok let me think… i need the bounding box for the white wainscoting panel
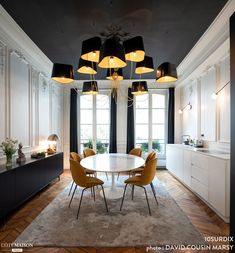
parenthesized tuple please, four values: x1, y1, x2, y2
(9, 51, 30, 146)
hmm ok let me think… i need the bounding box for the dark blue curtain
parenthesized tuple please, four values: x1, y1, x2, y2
(109, 89, 117, 153)
(70, 89, 78, 153)
(168, 87, 175, 144)
(126, 88, 135, 153)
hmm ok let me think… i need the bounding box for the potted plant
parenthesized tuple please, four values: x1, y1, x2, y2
(0, 138, 18, 167)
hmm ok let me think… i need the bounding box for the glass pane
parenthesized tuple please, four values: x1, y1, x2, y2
(136, 125, 148, 140)
(152, 139, 162, 153)
(135, 94, 148, 109)
(97, 95, 109, 109)
(136, 140, 149, 154)
(136, 109, 148, 124)
(97, 109, 109, 124)
(152, 109, 165, 124)
(152, 125, 165, 139)
(80, 110, 92, 124)
(80, 95, 92, 109)
(80, 125, 92, 140)
(81, 140, 93, 151)
(152, 94, 165, 108)
(96, 140, 109, 154)
(97, 125, 109, 139)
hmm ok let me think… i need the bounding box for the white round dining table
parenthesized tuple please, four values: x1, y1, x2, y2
(80, 153, 145, 199)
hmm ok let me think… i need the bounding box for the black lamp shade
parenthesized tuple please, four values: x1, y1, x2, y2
(123, 36, 145, 62)
(135, 56, 154, 74)
(82, 81, 99, 95)
(131, 81, 148, 95)
(156, 62, 178, 83)
(77, 58, 97, 74)
(51, 63, 74, 84)
(98, 38, 127, 69)
(106, 68, 123, 81)
(81, 37, 101, 63)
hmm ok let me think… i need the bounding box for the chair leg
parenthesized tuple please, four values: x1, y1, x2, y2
(93, 186, 95, 202)
(77, 187, 87, 219)
(117, 172, 120, 180)
(100, 185, 109, 212)
(131, 185, 135, 200)
(105, 172, 109, 181)
(68, 181, 74, 196)
(141, 186, 151, 216)
(150, 182, 158, 205)
(120, 184, 128, 211)
(68, 185, 77, 208)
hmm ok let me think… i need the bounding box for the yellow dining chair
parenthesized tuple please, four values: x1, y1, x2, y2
(120, 158, 158, 216)
(69, 152, 96, 196)
(131, 151, 156, 175)
(83, 148, 109, 181)
(68, 159, 109, 219)
(117, 147, 142, 180)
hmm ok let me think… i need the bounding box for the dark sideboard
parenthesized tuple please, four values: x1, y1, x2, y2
(0, 152, 63, 220)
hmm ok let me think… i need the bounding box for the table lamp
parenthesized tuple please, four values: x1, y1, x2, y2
(47, 134, 60, 154)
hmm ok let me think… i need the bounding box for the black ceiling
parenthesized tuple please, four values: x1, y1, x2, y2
(0, 0, 228, 80)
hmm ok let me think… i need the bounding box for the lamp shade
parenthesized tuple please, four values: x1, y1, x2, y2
(156, 62, 178, 83)
(48, 134, 60, 141)
(135, 56, 154, 74)
(77, 58, 97, 74)
(51, 63, 74, 84)
(81, 36, 101, 63)
(131, 81, 148, 95)
(82, 81, 99, 95)
(106, 68, 123, 81)
(98, 38, 127, 69)
(123, 36, 145, 62)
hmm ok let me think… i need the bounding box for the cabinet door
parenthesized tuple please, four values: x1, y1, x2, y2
(183, 150, 191, 187)
(208, 157, 228, 216)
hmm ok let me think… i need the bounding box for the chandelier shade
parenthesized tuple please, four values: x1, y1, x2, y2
(98, 38, 127, 69)
(51, 63, 74, 84)
(81, 36, 101, 63)
(123, 36, 145, 62)
(156, 62, 178, 83)
(106, 68, 123, 81)
(131, 81, 148, 95)
(82, 81, 99, 95)
(77, 58, 97, 74)
(135, 56, 154, 74)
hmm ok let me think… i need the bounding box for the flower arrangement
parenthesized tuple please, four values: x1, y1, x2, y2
(0, 138, 18, 166)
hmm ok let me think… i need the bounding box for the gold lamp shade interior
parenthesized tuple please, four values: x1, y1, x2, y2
(77, 58, 97, 74)
(81, 37, 101, 63)
(98, 38, 127, 69)
(51, 63, 74, 84)
(123, 36, 145, 62)
(156, 62, 178, 83)
(106, 68, 123, 81)
(135, 56, 154, 74)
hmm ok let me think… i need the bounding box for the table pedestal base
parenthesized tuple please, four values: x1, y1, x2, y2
(101, 187, 124, 199)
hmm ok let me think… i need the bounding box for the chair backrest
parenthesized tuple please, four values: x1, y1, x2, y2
(83, 148, 96, 158)
(70, 152, 82, 163)
(145, 151, 156, 164)
(140, 158, 157, 185)
(129, 148, 142, 157)
(69, 159, 87, 187)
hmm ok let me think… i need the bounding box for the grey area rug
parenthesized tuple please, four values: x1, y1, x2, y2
(15, 176, 206, 247)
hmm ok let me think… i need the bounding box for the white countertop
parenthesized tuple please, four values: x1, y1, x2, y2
(167, 144, 230, 160)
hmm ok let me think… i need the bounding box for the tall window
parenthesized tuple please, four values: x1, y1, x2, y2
(135, 90, 168, 158)
(79, 93, 110, 154)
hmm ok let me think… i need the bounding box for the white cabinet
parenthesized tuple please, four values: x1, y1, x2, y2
(166, 144, 230, 222)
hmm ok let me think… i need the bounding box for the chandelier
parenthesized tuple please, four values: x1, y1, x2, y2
(51, 25, 178, 96)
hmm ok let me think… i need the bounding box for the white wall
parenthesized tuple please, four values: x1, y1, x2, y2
(175, 0, 235, 152)
(0, 5, 63, 163)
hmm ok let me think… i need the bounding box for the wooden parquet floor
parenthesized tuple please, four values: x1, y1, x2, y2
(0, 170, 230, 253)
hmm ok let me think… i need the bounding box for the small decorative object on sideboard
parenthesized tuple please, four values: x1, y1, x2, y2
(31, 151, 46, 159)
(16, 143, 26, 164)
(0, 138, 18, 167)
(47, 134, 60, 154)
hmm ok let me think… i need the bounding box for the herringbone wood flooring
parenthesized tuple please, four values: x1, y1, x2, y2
(0, 170, 229, 253)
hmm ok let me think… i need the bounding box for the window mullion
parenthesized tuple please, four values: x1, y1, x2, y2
(93, 95, 97, 152)
(149, 92, 152, 153)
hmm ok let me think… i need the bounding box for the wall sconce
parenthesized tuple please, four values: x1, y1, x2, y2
(211, 81, 230, 100)
(178, 102, 192, 114)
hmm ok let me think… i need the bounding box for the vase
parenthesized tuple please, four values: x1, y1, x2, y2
(6, 154, 13, 167)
